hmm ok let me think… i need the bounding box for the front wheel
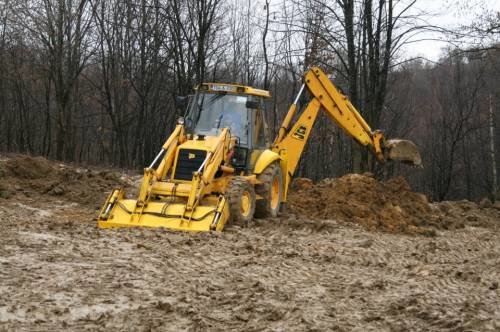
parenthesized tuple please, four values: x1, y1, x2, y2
(254, 163, 283, 218)
(226, 177, 256, 225)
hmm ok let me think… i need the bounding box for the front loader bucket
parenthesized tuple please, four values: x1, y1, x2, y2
(98, 189, 230, 232)
(385, 139, 423, 167)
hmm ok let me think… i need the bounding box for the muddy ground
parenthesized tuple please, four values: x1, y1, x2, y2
(0, 155, 499, 331)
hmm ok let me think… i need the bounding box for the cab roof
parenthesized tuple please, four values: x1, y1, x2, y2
(197, 83, 270, 98)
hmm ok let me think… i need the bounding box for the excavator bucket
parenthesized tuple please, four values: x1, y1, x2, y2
(385, 139, 423, 167)
(98, 189, 230, 232)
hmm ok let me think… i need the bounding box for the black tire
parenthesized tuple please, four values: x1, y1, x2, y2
(254, 162, 283, 218)
(226, 176, 256, 225)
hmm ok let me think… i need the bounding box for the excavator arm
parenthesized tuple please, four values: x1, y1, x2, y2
(272, 67, 421, 196)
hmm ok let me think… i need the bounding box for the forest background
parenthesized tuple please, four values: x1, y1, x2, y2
(1, 0, 499, 201)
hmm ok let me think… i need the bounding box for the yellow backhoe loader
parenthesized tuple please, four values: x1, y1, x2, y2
(98, 67, 422, 231)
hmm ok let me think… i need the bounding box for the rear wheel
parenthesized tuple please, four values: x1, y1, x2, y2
(226, 177, 256, 225)
(255, 163, 283, 218)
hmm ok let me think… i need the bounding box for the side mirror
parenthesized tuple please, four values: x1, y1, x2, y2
(245, 100, 259, 109)
(175, 96, 188, 110)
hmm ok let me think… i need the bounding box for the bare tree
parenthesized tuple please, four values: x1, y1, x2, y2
(12, 0, 95, 160)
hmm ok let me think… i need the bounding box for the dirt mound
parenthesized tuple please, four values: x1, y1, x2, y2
(2, 154, 497, 234)
(431, 200, 500, 229)
(288, 174, 438, 235)
(4, 155, 55, 179)
(0, 155, 132, 207)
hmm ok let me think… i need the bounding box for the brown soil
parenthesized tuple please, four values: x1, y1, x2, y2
(1, 155, 499, 331)
(288, 174, 499, 235)
(0, 154, 134, 208)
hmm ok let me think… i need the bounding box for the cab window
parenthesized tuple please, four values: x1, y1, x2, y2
(186, 92, 249, 145)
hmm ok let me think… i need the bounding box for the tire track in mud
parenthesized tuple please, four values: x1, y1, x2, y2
(1, 198, 500, 331)
(379, 226, 500, 331)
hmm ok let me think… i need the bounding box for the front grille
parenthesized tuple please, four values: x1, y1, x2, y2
(173, 149, 207, 181)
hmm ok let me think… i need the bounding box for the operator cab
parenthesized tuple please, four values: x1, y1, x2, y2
(183, 83, 271, 172)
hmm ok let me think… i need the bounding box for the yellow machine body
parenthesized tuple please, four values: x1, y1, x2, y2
(98, 67, 421, 232)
